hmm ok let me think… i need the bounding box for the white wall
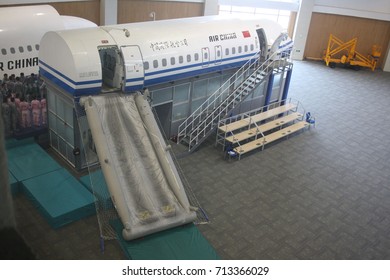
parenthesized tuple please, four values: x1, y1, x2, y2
(292, 0, 314, 60)
(204, 0, 219, 16)
(0, 0, 205, 5)
(218, 0, 299, 11)
(384, 45, 390, 72)
(313, 0, 390, 21)
(100, 0, 117, 25)
(292, 0, 390, 70)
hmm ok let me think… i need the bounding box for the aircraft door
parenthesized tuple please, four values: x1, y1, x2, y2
(120, 45, 144, 92)
(201, 47, 210, 67)
(256, 28, 268, 61)
(269, 33, 288, 59)
(214, 45, 222, 65)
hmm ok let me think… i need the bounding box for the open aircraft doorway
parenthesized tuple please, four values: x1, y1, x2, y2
(256, 28, 268, 62)
(98, 46, 124, 92)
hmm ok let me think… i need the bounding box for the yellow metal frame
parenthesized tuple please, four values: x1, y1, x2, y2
(323, 34, 381, 71)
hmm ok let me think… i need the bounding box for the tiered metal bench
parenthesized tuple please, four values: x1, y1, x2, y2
(216, 100, 311, 160)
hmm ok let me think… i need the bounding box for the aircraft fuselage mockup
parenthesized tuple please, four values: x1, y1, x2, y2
(0, 5, 96, 77)
(38, 15, 293, 96)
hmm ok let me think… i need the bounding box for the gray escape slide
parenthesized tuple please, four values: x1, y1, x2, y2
(81, 93, 196, 241)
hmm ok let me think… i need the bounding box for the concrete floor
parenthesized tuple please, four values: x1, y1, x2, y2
(11, 60, 390, 259)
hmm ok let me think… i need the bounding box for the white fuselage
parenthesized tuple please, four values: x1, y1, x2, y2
(39, 16, 293, 96)
(0, 5, 96, 77)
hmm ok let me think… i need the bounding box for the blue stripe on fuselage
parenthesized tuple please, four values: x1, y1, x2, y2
(39, 60, 101, 96)
(41, 53, 257, 96)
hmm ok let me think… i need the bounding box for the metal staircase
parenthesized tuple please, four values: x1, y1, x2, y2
(177, 51, 292, 152)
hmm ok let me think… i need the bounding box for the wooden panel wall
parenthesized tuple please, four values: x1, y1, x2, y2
(50, 0, 100, 25)
(287, 11, 297, 39)
(305, 12, 390, 69)
(118, 0, 204, 23)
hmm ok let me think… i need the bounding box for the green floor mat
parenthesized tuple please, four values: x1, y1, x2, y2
(6, 142, 62, 182)
(111, 220, 220, 260)
(22, 168, 96, 228)
(79, 169, 113, 208)
(5, 137, 35, 150)
(9, 171, 20, 195)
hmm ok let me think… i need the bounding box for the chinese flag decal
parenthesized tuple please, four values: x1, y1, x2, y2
(242, 31, 251, 38)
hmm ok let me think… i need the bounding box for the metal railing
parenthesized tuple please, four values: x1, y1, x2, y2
(216, 97, 309, 160)
(177, 50, 261, 142)
(177, 50, 292, 152)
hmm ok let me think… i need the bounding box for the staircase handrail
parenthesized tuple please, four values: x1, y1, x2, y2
(177, 50, 288, 144)
(177, 49, 263, 142)
(186, 55, 284, 148)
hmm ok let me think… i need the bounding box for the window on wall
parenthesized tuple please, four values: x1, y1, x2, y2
(172, 83, 190, 121)
(47, 93, 76, 167)
(218, 0, 299, 31)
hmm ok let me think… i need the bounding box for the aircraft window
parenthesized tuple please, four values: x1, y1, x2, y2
(250, 44, 254, 51)
(1, 49, 6, 55)
(204, 52, 208, 60)
(194, 53, 199, 61)
(238, 46, 242, 53)
(217, 50, 221, 57)
(170, 57, 175, 65)
(144, 61, 149, 70)
(19, 46, 24, 53)
(179, 56, 184, 64)
(245, 45, 248, 52)
(27, 45, 33, 52)
(162, 58, 167, 67)
(187, 54, 191, 62)
(10, 47, 16, 54)
(153, 60, 159, 68)
(225, 48, 229, 56)
(35, 44, 39, 51)
(232, 47, 236, 55)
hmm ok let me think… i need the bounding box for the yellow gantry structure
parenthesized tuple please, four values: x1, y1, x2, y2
(323, 34, 381, 71)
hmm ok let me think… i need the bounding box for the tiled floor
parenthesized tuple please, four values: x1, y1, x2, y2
(11, 60, 390, 259)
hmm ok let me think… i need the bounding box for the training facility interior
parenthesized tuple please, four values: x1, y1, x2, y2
(1, 0, 390, 261)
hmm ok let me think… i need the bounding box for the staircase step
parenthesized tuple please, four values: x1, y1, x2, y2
(242, 83, 255, 91)
(178, 56, 289, 153)
(180, 136, 190, 145)
(245, 77, 257, 84)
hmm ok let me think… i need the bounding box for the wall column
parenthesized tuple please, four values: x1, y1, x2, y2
(100, 0, 118, 25)
(204, 0, 219, 16)
(383, 44, 390, 72)
(292, 0, 315, 60)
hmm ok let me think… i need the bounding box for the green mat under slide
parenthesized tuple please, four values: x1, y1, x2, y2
(111, 220, 220, 260)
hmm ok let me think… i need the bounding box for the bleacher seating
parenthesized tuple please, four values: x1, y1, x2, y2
(217, 100, 313, 160)
(218, 103, 297, 134)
